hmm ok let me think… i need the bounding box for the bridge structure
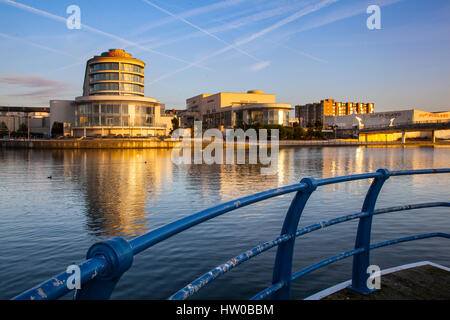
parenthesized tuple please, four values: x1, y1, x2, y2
(11, 168, 450, 300)
(359, 120, 450, 144)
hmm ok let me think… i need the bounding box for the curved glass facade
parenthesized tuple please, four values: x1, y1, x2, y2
(248, 110, 290, 126)
(75, 103, 155, 127)
(91, 63, 119, 72)
(91, 73, 119, 82)
(120, 63, 143, 73)
(87, 59, 145, 96)
(120, 73, 144, 83)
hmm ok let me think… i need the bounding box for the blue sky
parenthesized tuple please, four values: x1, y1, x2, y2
(0, 0, 449, 112)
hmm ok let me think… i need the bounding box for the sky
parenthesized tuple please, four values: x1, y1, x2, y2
(0, 0, 449, 112)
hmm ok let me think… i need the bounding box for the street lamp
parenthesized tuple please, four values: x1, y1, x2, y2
(332, 124, 338, 140)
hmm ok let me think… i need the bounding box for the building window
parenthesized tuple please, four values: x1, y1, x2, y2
(90, 63, 119, 72)
(75, 103, 156, 128)
(91, 73, 119, 82)
(120, 63, 143, 73)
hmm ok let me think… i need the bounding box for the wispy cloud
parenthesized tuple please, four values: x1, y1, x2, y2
(0, 75, 72, 99)
(132, 0, 247, 35)
(0, 32, 79, 59)
(136, 3, 308, 50)
(277, 0, 403, 41)
(249, 61, 271, 71)
(141, 0, 262, 62)
(149, 0, 340, 84)
(0, 0, 211, 71)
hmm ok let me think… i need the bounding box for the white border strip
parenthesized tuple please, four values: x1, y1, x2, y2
(304, 261, 450, 300)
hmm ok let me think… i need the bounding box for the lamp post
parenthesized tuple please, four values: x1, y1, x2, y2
(332, 124, 338, 140)
(27, 113, 30, 141)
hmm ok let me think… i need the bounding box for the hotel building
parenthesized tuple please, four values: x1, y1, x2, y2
(50, 49, 174, 138)
(182, 90, 292, 129)
(295, 99, 375, 128)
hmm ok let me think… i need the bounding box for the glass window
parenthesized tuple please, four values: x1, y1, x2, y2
(92, 83, 119, 91)
(120, 73, 144, 83)
(91, 73, 119, 82)
(120, 63, 143, 73)
(90, 63, 119, 72)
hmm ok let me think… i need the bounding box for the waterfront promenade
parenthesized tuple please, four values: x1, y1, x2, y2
(2, 138, 449, 149)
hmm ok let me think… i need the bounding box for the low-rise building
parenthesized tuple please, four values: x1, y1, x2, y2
(0, 106, 50, 137)
(183, 90, 292, 129)
(324, 109, 450, 140)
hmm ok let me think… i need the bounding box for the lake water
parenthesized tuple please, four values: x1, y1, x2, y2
(0, 146, 449, 299)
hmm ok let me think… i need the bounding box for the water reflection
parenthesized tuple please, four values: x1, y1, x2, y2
(1, 145, 449, 300)
(30, 146, 449, 239)
(47, 149, 175, 238)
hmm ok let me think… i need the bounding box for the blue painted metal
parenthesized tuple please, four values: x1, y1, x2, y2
(75, 237, 134, 300)
(349, 168, 390, 294)
(250, 282, 285, 301)
(169, 234, 292, 300)
(271, 177, 317, 300)
(169, 201, 449, 300)
(13, 256, 108, 300)
(11, 168, 450, 300)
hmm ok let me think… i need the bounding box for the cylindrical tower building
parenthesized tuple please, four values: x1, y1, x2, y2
(56, 49, 175, 138)
(83, 49, 145, 97)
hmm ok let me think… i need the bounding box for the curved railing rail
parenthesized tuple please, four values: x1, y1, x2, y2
(12, 168, 450, 300)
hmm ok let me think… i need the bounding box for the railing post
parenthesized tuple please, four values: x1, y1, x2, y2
(271, 177, 317, 300)
(349, 168, 390, 294)
(74, 237, 134, 300)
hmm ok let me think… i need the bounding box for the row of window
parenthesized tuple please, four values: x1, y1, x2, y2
(202, 110, 289, 126)
(75, 103, 155, 127)
(90, 73, 144, 83)
(90, 63, 143, 73)
(91, 83, 144, 93)
(249, 110, 289, 125)
(77, 104, 154, 115)
(77, 115, 154, 127)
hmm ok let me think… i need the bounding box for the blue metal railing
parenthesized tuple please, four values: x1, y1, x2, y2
(12, 168, 450, 300)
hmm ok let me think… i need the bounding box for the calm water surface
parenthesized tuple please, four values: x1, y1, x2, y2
(0, 146, 449, 299)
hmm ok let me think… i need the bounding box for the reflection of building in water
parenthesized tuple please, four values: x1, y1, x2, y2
(53, 149, 173, 237)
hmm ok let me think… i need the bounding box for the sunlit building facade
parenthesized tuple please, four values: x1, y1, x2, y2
(50, 49, 174, 138)
(183, 90, 292, 129)
(295, 99, 375, 128)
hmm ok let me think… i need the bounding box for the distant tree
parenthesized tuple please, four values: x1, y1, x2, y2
(17, 123, 28, 136)
(170, 117, 179, 134)
(51, 122, 64, 137)
(314, 120, 323, 130)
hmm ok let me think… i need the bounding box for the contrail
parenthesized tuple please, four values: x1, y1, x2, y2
(0, 0, 211, 71)
(276, 0, 403, 41)
(134, 3, 303, 51)
(132, 0, 246, 36)
(141, 0, 262, 62)
(148, 0, 339, 85)
(0, 32, 79, 59)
